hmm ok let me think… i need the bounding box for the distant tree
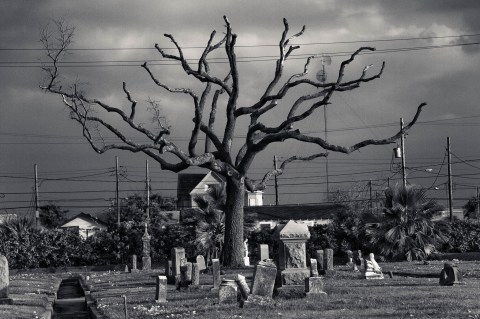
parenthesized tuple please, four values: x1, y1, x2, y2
(41, 18, 426, 266)
(39, 203, 67, 229)
(463, 196, 480, 219)
(370, 185, 448, 261)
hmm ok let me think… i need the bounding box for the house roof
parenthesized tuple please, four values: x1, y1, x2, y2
(177, 172, 224, 199)
(244, 204, 344, 221)
(60, 212, 108, 228)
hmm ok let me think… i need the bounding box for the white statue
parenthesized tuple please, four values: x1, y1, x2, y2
(364, 253, 384, 279)
(244, 239, 249, 257)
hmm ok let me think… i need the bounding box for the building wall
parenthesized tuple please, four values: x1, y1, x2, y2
(257, 218, 332, 230)
(61, 217, 106, 239)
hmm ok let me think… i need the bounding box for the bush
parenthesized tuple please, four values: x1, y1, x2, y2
(247, 227, 278, 262)
(307, 224, 337, 259)
(445, 219, 480, 253)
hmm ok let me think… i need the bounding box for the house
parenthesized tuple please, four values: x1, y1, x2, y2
(177, 171, 263, 209)
(244, 203, 345, 229)
(60, 212, 108, 239)
(0, 213, 17, 224)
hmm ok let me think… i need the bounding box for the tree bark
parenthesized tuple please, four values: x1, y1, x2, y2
(222, 175, 245, 266)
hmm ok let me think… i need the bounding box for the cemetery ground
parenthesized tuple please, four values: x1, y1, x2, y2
(3, 260, 480, 319)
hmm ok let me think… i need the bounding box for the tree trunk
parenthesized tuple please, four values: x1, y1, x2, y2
(222, 176, 245, 267)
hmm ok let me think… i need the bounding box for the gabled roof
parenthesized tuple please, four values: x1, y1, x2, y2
(177, 171, 224, 199)
(244, 204, 344, 221)
(60, 212, 108, 228)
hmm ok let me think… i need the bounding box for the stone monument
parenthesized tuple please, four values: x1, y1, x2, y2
(211, 259, 221, 291)
(155, 276, 167, 303)
(219, 279, 237, 303)
(323, 248, 334, 275)
(259, 244, 269, 261)
(310, 258, 319, 277)
(191, 263, 200, 287)
(141, 223, 151, 270)
(251, 259, 277, 298)
(196, 255, 206, 272)
(364, 253, 384, 280)
(0, 255, 12, 304)
(439, 263, 464, 286)
(131, 254, 139, 273)
(305, 276, 327, 299)
(316, 249, 324, 272)
(172, 247, 186, 277)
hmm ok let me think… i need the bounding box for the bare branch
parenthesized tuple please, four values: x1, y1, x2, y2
(123, 82, 137, 120)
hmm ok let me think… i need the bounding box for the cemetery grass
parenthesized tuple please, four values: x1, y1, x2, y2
(87, 261, 480, 319)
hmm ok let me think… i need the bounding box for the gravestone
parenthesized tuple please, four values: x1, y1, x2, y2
(236, 274, 250, 300)
(191, 263, 200, 286)
(141, 224, 152, 270)
(305, 277, 327, 299)
(196, 255, 206, 272)
(219, 279, 237, 303)
(131, 255, 138, 273)
(165, 260, 172, 277)
(172, 247, 186, 277)
(259, 244, 269, 261)
(364, 253, 384, 280)
(316, 250, 324, 272)
(277, 220, 311, 286)
(345, 250, 353, 265)
(439, 263, 464, 286)
(323, 248, 334, 274)
(180, 262, 193, 287)
(251, 259, 277, 298)
(155, 276, 167, 303)
(354, 250, 364, 269)
(0, 255, 12, 304)
(211, 259, 221, 291)
(310, 258, 319, 277)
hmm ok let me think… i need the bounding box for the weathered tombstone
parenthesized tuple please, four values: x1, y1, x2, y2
(0, 255, 12, 304)
(364, 253, 384, 280)
(305, 277, 327, 299)
(155, 276, 167, 303)
(171, 247, 185, 277)
(439, 263, 464, 286)
(277, 220, 311, 286)
(345, 250, 353, 265)
(244, 239, 250, 266)
(316, 250, 324, 272)
(354, 250, 364, 269)
(131, 255, 138, 273)
(219, 279, 237, 303)
(236, 274, 250, 300)
(323, 248, 334, 274)
(191, 263, 200, 287)
(141, 224, 152, 270)
(251, 259, 277, 297)
(165, 260, 172, 277)
(124, 264, 129, 273)
(196, 255, 206, 272)
(310, 258, 319, 277)
(180, 262, 193, 287)
(259, 244, 269, 261)
(211, 259, 221, 291)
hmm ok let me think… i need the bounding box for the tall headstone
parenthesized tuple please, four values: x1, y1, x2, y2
(259, 244, 269, 261)
(191, 263, 200, 286)
(180, 262, 193, 287)
(219, 279, 237, 304)
(354, 250, 364, 269)
(141, 224, 151, 270)
(316, 250, 324, 272)
(323, 248, 334, 275)
(131, 254, 138, 272)
(211, 259, 221, 291)
(310, 258, 319, 277)
(165, 260, 173, 277)
(196, 255, 206, 272)
(155, 276, 167, 303)
(172, 247, 186, 277)
(0, 255, 12, 304)
(251, 259, 277, 298)
(277, 220, 311, 286)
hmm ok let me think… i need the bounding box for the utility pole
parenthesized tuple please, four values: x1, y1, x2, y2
(145, 159, 150, 223)
(274, 156, 279, 206)
(400, 118, 406, 188)
(447, 137, 453, 222)
(34, 164, 40, 228)
(477, 186, 479, 217)
(116, 156, 120, 227)
(324, 105, 330, 198)
(369, 180, 373, 214)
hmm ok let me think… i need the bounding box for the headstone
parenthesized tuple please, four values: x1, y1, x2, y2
(323, 248, 334, 273)
(259, 244, 269, 261)
(141, 224, 152, 270)
(191, 263, 200, 286)
(345, 250, 353, 265)
(211, 259, 221, 291)
(0, 255, 12, 304)
(251, 259, 277, 297)
(165, 260, 172, 277)
(310, 258, 319, 277)
(196, 255, 206, 272)
(277, 220, 311, 286)
(172, 247, 185, 277)
(219, 279, 237, 304)
(236, 274, 250, 300)
(305, 277, 327, 299)
(354, 250, 364, 269)
(131, 255, 138, 272)
(439, 263, 464, 286)
(316, 250, 324, 272)
(364, 253, 384, 280)
(155, 276, 167, 303)
(124, 265, 129, 273)
(180, 262, 193, 287)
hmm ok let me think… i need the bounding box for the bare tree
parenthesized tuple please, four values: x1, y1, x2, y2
(40, 17, 426, 266)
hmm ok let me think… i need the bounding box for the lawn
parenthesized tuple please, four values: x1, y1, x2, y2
(82, 260, 480, 319)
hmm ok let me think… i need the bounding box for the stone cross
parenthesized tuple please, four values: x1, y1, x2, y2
(211, 259, 221, 291)
(155, 276, 167, 303)
(141, 223, 151, 270)
(0, 255, 12, 304)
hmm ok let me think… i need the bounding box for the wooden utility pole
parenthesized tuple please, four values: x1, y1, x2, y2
(477, 186, 480, 217)
(400, 118, 406, 188)
(116, 156, 120, 227)
(447, 137, 453, 222)
(274, 156, 279, 206)
(369, 180, 373, 214)
(145, 159, 150, 222)
(324, 105, 330, 198)
(34, 164, 40, 228)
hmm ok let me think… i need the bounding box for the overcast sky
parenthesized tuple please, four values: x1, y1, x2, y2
(1, 0, 480, 216)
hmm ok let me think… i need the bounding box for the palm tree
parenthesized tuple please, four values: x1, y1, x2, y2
(369, 185, 448, 261)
